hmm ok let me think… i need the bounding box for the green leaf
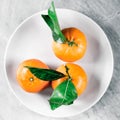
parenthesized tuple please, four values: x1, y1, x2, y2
(49, 78, 78, 110)
(25, 66, 66, 81)
(41, 15, 54, 31)
(48, 1, 60, 30)
(41, 1, 66, 43)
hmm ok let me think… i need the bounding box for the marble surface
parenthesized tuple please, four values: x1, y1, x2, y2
(0, 0, 120, 120)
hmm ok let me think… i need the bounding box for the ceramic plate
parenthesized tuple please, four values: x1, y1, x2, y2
(4, 9, 114, 118)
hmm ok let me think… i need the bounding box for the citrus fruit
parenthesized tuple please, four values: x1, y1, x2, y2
(16, 59, 49, 92)
(51, 63, 87, 96)
(52, 27, 87, 62)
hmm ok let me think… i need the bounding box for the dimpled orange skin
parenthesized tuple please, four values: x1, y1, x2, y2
(52, 63, 87, 96)
(16, 59, 49, 93)
(52, 27, 87, 62)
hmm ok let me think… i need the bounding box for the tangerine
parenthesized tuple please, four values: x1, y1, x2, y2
(52, 63, 87, 96)
(52, 27, 87, 62)
(16, 59, 49, 92)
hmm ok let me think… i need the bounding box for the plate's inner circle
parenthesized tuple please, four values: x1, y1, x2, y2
(5, 9, 113, 117)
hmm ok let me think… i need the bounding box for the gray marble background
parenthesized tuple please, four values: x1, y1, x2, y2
(0, 0, 120, 120)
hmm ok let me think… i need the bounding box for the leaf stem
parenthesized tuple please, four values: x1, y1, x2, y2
(65, 65, 72, 80)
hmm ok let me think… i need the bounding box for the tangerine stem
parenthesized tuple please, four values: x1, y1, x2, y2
(66, 39, 78, 47)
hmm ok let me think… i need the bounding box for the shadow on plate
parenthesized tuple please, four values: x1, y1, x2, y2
(78, 74, 101, 103)
(38, 86, 53, 97)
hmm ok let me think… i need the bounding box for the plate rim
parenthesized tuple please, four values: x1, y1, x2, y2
(4, 8, 114, 118)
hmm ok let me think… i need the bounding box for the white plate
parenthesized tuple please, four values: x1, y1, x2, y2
(4, 9, 114, 118)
